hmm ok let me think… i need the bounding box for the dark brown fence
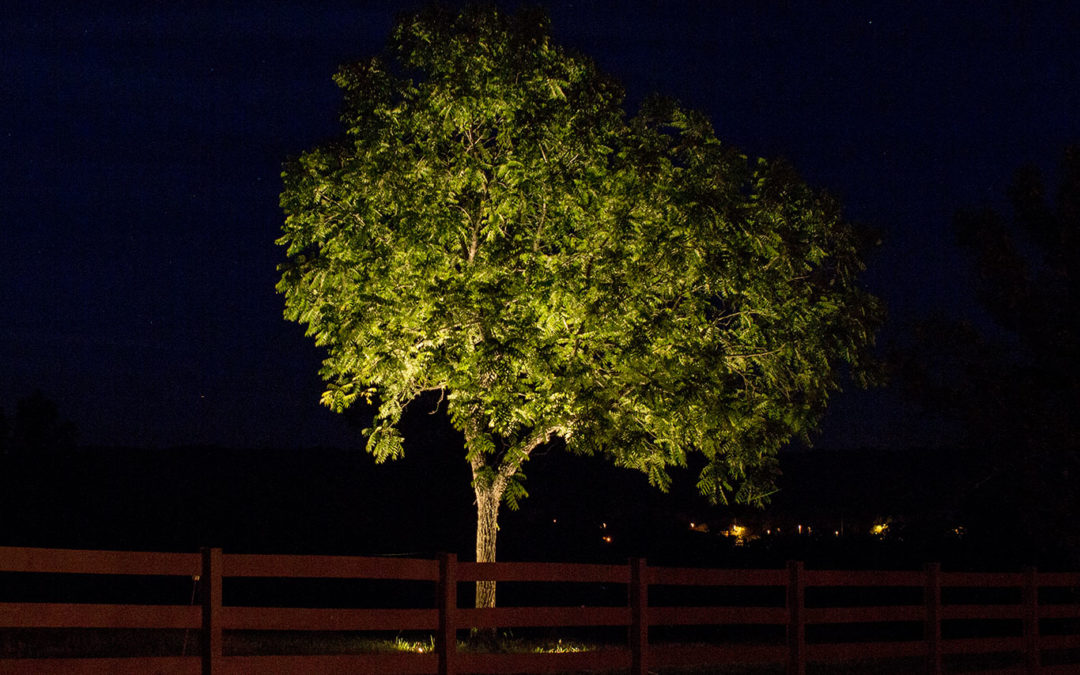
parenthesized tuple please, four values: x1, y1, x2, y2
(1, 546, 1079, 674)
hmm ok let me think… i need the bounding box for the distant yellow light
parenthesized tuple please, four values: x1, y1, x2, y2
(602, 535, 613, 543)
(871, 523, 888, 536)
(724, 523, 749, 545)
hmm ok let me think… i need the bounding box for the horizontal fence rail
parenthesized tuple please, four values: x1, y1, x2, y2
(1, 546, 1078, 674)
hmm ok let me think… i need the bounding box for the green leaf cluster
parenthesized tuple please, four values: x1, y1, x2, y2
(277, 5, 883, 508)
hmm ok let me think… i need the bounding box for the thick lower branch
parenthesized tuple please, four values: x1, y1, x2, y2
(496, 425, 563, 480)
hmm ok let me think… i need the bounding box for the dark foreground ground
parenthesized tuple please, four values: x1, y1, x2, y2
(6, 628, 1075, 673)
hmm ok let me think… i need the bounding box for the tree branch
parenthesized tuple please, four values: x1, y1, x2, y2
(496, 425, 563, 481)
(531, 201, 548, 253)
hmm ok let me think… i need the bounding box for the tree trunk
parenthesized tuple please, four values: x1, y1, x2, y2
(472, 474, 502, 609)
(467, 426, 556, 610)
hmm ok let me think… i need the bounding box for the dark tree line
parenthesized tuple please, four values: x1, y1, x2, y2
(897, 145, 1079, 563)
(0, 391, 77, 457)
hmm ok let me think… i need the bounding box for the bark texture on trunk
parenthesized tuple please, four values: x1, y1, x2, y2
(466, 422, 557, 611)
(472, 477, 503, 609)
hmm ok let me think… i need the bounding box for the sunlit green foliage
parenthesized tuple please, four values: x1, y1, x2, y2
(277, 5, 881, 512)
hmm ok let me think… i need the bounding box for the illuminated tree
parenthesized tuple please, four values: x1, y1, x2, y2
(277, 5, 881, 607)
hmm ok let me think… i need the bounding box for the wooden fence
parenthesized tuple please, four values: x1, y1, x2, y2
(1, 546, 1078, 674)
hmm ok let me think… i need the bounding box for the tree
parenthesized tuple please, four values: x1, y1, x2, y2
(0, 406, 8, 457)
(897, 146, 1079, 562)
(3, 391, 77, 457)
(277, 5, 881, 607)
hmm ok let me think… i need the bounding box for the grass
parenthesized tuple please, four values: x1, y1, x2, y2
(1, 629, 1072, 674)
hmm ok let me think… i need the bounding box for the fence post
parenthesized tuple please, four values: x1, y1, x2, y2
(200, 547, 223, 675)
(437, 553, 457, 675)
(1023, 565, 1040, 672)
(787, 560, 805, 675)
(924, 562, 942, 675)
(629, 557, 648, 675)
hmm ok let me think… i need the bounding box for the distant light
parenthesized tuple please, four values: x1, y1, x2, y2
(601, 522, 607, 529)
(602, 536, 613, 544)
(724, 523, 749, 545)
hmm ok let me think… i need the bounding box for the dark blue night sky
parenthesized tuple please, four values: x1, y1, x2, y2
(3, 1, 1078, 450)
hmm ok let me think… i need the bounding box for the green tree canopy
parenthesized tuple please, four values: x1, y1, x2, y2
(277, 5, 882, 605)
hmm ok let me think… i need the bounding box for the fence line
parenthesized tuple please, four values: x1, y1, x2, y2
(1, 546, 1079, 674)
